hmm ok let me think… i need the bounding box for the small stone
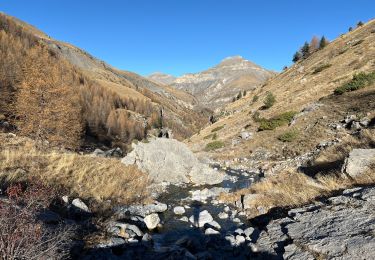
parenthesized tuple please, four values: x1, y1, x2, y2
(234, 228, 244, 235)
(127, 238, 138, 244)
(61, 195, 69, 204)
(232, 218, 241, 223)
(236, 235, 246, 245)
(179, 216, 189, 222)
(244, 227, 255, 238)
(173, 206, 185, 215)
(224, 206, 230, 212)
(218, 212, 229, 219)
(206, 220, 221, 230)
(72, 198, 90, 213)
(144, 213, 160, 230)
(142, 233, 152, 242)
(205, 228, 220, 235)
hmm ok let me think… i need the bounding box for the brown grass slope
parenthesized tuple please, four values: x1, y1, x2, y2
(189, 19, 375, 163)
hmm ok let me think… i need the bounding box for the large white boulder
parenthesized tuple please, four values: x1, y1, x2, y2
(343, 149, 375, 178)
(121, 138, 224, 185)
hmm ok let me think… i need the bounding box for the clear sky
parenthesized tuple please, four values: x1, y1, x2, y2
(1, 0, 374, 76)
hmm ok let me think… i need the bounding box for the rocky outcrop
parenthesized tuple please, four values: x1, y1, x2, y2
(342, 149, 375, 177)
(252, 186, 375, 259)
(121, 138, 225, 185)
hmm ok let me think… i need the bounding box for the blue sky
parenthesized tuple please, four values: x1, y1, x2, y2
(1, 0, 374, 76)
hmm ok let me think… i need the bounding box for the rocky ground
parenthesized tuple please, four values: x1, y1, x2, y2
(75, 184, 375, 259)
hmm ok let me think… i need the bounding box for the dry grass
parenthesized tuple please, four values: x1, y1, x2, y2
(221, 167, 375, 217)
(0, 134, 150, 205)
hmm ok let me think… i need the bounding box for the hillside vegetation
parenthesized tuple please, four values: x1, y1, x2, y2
(189, 19, 375, 166)
(0, 13, 207, 150)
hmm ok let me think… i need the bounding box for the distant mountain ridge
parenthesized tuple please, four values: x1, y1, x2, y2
(148, 56, 275, 110)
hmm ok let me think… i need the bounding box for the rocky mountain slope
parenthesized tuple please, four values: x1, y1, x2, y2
(149, 56, 275, 110)
(188, 19, 375, 172)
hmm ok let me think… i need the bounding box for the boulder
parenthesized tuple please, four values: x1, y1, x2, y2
(189, 210, 213, 227)
(114, 202, 167, 218)
(121, 138, 225, 185)
(342, 149, 375, 178)
(144, 213, 160, 230)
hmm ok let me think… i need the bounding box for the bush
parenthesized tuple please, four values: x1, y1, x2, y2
(258, 111, 298, 131)
(0, 182, 72, 259)
(205, 141, 225, 151)
(252, 95, 259, 102)
(312, 64, 331, 74)
(278, 130, 299, 142)
(334, 72, 375, 95)
(211, 125, 224, 132)
(263, 92, 276, 109)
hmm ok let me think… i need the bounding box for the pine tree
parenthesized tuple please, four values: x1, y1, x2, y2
(319, 36, 329, 49)
(301, 42, 310, 59)
(357, 21, 364, 27)
(292, 51, 302, 63)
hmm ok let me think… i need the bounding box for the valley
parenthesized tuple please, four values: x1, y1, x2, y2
(0, 10, 374, 260)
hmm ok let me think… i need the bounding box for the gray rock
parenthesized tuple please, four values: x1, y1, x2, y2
(115, 202, 167, 218)
(218, 212, 229, 219)
(92, 148, 106, 157)
(179, 216, 189, 222)
(189, 210, 213, 227)
(206, 220, 221, 230)
(71, 198, 90, 213)
(243, 227, 255, 238)
(342, 149, 375, 178)
(205, 228, 220, 235)
(173, 206, 185, 215)
(283, 244, 314, 260)
(144, 213, 160, 230)
(121, 138, 225, 185)
(240, 131, 252, 140)
(107, 222, 143, 238)
(256, 187, 375, 259)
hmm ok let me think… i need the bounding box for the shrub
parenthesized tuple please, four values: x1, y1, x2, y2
(278, 130, 299, 142)
(252, 95, 259, 102)
(357, 21, 364, 27)
(211, 125, 224, 132)
(205, 141, 225, 151)
(258, 111, 298, 131)
(334, 72, 375, 95)
(263, 92, 276, 109)
(203, 134, 214, 140)
(0, 182, 72, 260)
(312, 64, 331, 74)
(212, 133, 218, 140)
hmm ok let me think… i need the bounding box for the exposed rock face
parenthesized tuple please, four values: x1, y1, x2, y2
(343, 149, 375, 177)
(148, 72, 176, 85)
(253, 186, 375, 259)
(121, 138, 225, 185)
(149, 56, 274, 109)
